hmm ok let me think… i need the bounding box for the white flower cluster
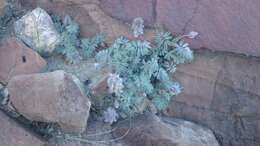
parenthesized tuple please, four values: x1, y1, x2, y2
(187, 31, 199, 39)
(107, 73, 124, 96)
(131, 17, 144, 38)
(103, 107, 118, 124)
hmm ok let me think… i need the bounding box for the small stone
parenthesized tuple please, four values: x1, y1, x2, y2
(14, 7, 60, 54)
(7, 70, 91, 133)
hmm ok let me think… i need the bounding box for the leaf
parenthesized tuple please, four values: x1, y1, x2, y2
(81, 33, 105, 58)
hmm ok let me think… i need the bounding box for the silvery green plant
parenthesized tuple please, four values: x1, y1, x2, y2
(54, 15, 82, 64)
(52, 15, 105, 63)
(96, 31, 194, 117)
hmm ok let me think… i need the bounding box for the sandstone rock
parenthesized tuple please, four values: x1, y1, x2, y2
(83, 4, 155, 43)
(7, 70, 91, 133)
(113, 113, 219, 146)
(20, 0, 260, 56)
(100, 0, 155, 27)
(0, 111, 46, 146)
(46, 56, 111, 107)
(0, 37, 46, 84)
(14, 7, 60, 54)
(20, 0, 155, 43)
(165, 49, 260, 146)
(157, 0, 260, 56)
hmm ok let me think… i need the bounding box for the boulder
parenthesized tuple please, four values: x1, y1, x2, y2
(14, 7, 60, 54)
(165, 49, 260, 146)
(0, 111, 46, 146)
(0, 37, 46, 84)
(113, 113, 219, 146)
(7, 70, 91, 133)
(46, 56, 111, 107)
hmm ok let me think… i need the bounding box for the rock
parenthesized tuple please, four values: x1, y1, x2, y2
(48, 121, 122, 146)
(165, 49, 260, 146)
(20, 0, 155, 43)
(7, 70, 91, 133)
(82, 4, 155, 43)
(48, 137, 82, 146)
(100, 0, 155, 27)
(21, 0, 100, 37)
(14, 7, 60, 54)
(157, 0, 260, 56)
(0, 111, 46, 146)
(20, 0, 260, 56)
(113, 113, 219, 146)
(0, 37, 46, 84)
(46, 56, 111, 108)
(0, 0, 7, 16)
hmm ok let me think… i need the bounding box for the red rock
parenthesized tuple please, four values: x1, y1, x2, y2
(0, 111, 46, 146)
(20, 0, 260, 56)
(113, 113, 219, 146)
(0, 37, 46, 84)
(100, 0, 155, 27)
(7, 70, 91, 133)
(20, 0, 155, 43)
(165, 49, 260, 146)
(157, 0, 260, 56)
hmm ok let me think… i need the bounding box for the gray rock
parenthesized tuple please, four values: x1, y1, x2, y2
(14, 7, 60, 54)
(7, 70, 91, 133)
(113, 113, 219, 146)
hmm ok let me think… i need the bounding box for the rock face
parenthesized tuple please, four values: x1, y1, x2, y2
(14, 7, 60, 54)
(0, 111, 46, 146)
(7, 70, 91, 133)
(0, 37, 46, 84)
(101, 0, 260, 56)
(157, 0, 260, 56)
(165, 49, 260, 146)
(20, 0, 155, 43)
(100, 0, 155, 27)
(113, 113, 219, 146)
(21, 0, 260, 56)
